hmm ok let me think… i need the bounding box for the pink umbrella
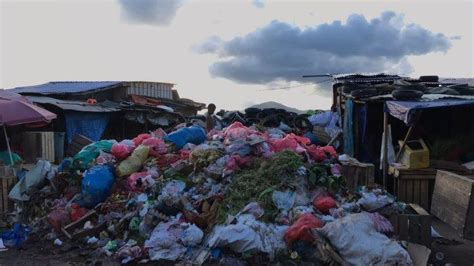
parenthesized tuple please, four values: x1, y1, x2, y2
(0, 89, 57, 164)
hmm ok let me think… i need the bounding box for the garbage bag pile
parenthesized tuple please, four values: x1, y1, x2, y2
(2, 122, 413, 265)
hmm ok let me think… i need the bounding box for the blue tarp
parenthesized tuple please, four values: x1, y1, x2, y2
(64, 112, 110, 143)
(385, 99, 474, 125)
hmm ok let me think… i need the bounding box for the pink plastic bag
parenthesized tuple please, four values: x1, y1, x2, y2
(111, 144, 134, 160)
(133, 133, 151, 146)
(127, 172, 155, 192)
(269, 133, 310, 153)
(142, 138, 167, 157)
(223, 122, 257, 143)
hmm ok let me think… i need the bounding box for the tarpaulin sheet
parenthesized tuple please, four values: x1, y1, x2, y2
(65, 111, 110, 143)
(385, 99, 474, 126)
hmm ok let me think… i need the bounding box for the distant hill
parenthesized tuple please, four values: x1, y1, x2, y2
(249, 101, 306, 114)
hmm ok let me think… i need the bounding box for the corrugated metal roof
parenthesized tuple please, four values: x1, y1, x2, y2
(26, 95, 121, 112)
(11, 81, 122, 95)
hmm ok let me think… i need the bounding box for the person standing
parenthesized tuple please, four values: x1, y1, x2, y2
(205, 103, 216, 132)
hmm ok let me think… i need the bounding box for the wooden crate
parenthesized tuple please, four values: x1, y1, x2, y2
(65, 134, 93, 157)
(390, 166, 435, 211)
(431, 170, 474, 240)
(23, 131, 55, 163)
(390, 162, 472, 211)
(390, 203, 432, 248)
(340, 162, 375, 191)
(0, 175, 18, 214)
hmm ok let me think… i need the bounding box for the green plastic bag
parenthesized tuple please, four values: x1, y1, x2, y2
(117, 145, 149, 177)
(0, 151, 22, 166)
(72, 140, 115, 170)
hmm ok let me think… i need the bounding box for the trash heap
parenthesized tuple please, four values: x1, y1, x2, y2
(2, 121, 413, 265)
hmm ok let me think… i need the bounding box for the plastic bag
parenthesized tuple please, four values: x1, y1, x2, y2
(117, 145, 150, 177)
(319, 213, 412, 265)
(313, 196, 337, 214)
(80, 165, 115, 208)
(111, 143, 134, 160)
(48, 208, 70, 232)
(133, 133, 151, 146)
(284, 213, 323, 247)
(9, 160, 54, 201)
(207, 214, 288, 258)
(357, 191, 394, 212)
(223, 122, 258, 143)
(73, 140, 115, 170)
(272, 190, 296, 211)
(307, 145, 337, 162)
(144, 216, 187, 261)
(368, 212, 394, 234)
(142, 138, 167, 157)
(181, 224, 204, 246)
(0, 223, 31, 248)
(164, 125, 206, 149)
(70, 203, 88, 222)
(127, 172, 155, 192)
(241, 202, 264, 219)
(96, 151, 116, 165)
(269, 133, 310, 153)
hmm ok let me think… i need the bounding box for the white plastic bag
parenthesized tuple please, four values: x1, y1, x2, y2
(207, 214, 288, 259)
(318, 212, 412, 265)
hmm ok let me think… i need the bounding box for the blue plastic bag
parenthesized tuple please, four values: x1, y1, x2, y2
(1, 223, 31, 248)
(80, 165, 115, 208)
(165, 126, 206, 149)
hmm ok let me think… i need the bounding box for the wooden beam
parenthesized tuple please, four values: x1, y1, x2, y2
(382, 112, 389, 188)
(395, 125, 415, 163)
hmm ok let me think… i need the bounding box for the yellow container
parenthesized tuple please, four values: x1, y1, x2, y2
(398, 139, 430, 169)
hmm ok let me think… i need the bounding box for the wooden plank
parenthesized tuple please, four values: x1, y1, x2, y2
(399, 215, 409, 240)
(406, 180, 414, 204)
(409, 203, 430, 216)
(420, 216, 432, 247)
(420, 181, 429, 211)
(413, 180, 420, 204)
(397, 174, 436, 180)
(431, 170, 474, 239)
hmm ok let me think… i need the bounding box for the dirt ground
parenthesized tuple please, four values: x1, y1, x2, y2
(1, 218, 473, 265)
(429, 218, 474, 265)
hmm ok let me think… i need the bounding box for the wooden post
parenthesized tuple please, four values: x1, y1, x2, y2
(395, 112, 421, 163)
(395, 125, 414, 163)
(382, 112, 389, 188)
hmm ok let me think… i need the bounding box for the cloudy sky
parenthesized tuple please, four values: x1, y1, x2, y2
(1, 0, 473, 110)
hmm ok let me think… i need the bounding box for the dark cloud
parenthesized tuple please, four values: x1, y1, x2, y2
(197, 11, 452, 84)
(252, 0, 265, 8)
(118, 0, 184, 26)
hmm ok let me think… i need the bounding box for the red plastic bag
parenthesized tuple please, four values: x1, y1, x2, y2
(48, 208, 70, 232)
(133, 133, 151, 146)
(111, 143, 134, 160)
(313, 196, 337, 214)
(70, 203, 88, 222)
(142, 138, 167, 157)
(307, 145, 337, 162)
(284, 213, 323, 246)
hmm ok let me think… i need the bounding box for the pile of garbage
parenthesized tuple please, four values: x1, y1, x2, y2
(1, 121, 414, 264)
